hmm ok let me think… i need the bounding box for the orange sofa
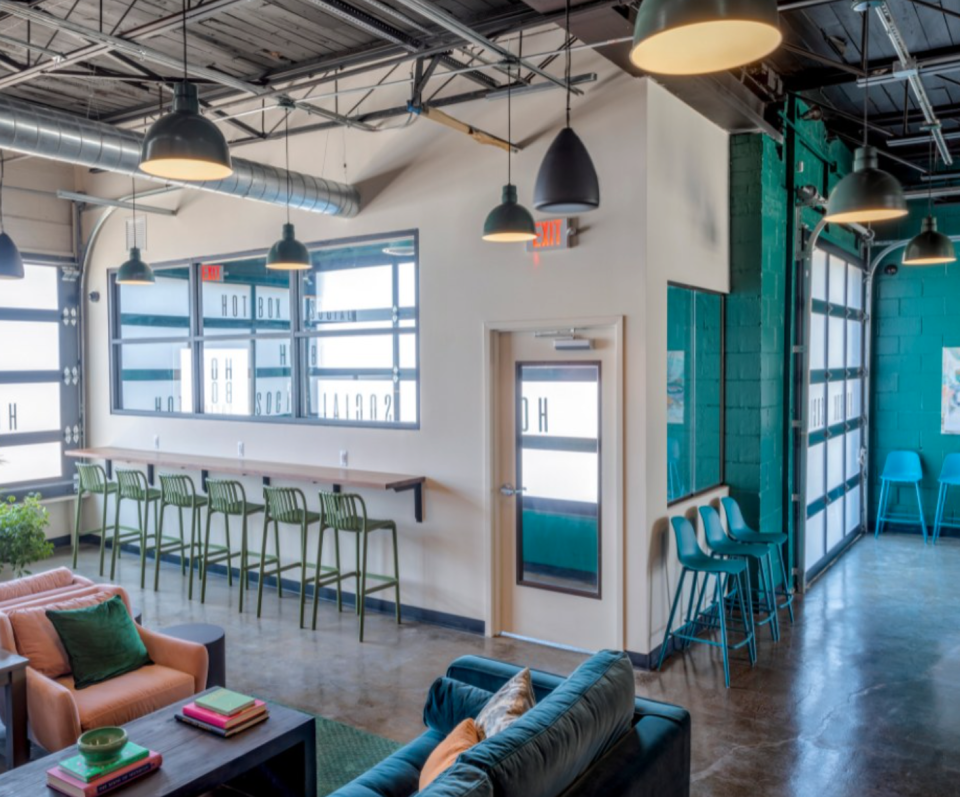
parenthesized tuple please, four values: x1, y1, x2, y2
(0, 567, 95, 611)
(0, 578, 207, 752)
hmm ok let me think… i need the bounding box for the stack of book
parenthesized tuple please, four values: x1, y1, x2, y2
(175, 688, 269, 737)
(47, 742, 162, 797)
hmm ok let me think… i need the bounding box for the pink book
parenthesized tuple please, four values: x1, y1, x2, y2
(47, 751, 162, 797)
(183, 699, 267, 729)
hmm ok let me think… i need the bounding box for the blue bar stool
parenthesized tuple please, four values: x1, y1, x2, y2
(933, 453, 960, 544)
(700, 505, 780, 642)
(875, 450, 928, 543)
(721, 497, 795, 625)
(657, 516, 756, 689)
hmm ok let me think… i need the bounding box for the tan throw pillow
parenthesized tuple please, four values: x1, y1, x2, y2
(475, 668, 536, 738)
(419, 719, 482, 790)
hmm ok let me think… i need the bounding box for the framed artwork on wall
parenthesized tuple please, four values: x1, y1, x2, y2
(941, 347, 960, 434)
(667, 350, 685, 424)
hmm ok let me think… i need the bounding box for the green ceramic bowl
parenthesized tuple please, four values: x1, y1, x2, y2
(77, 727, 128, 765)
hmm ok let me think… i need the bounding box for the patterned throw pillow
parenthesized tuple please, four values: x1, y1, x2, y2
(475, 668, 536, 738)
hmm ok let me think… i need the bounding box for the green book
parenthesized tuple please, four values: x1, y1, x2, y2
(59, 742, 149, 783)
(195, 689, 256, 717)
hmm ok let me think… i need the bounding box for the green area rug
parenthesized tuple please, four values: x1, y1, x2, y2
(316, 715, 404, 796)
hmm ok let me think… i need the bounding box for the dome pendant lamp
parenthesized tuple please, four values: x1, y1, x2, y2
(534, 0, 599, 213)
(483, 62, 537, 243)
(904, 143, 956, 266)
(629, 0, 782, 75)
(139, 0, 232, 181)
(824, 6, 906, 225)
(266, 110, 310, 270)
(0, 154, 24, 280)
(116, 179, 155, 285)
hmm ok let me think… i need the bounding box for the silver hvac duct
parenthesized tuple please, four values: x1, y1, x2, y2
(0, 95, 360, 217)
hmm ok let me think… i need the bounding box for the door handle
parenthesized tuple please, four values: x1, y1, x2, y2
(499, 483, 527, 497)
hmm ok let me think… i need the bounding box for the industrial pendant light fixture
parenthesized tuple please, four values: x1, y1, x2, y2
(533, 0, 599, 213)
(267, 109, 311, 270)
(483, 61, 537, 243)
(0, 154, 23, 280)
(824, 4, 907, 225)
(139, 0, 232, 181)
(629, 0, 782, 75)
(116, 178, 155, 285)
(903, 142, 955, 266)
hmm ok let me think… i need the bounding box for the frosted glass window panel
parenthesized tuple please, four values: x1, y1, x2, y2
(827, 436, 844, 492)
(807, 442, 825, 507)
(809, 385, 826, 432)
(253, 339, 292, 418)
(399, 334, 417, 370)
(828, 255, 847, 306)
(202, 260, 290, 335)
(118, 267, 190, 338)
(521, 449, 598, 504)
(200, 342, 251, 416)
(0, 441, 62, 486)
(846, 265, 863, 310)
(846, 320, 862, 369)
(310, 379, 397, 423)
(846, 486, 861, 533)
(312, 266, 393, 314)
(0, 264, 57, 310)
(311, 335, 394, 370)
(809, 313, 826, 371)
(846, 428, 862, 481)
(827, 381, 846, 427)
(521, 370, 599, 439)
(399, 379, 417, 424)
(0, 322, 60, 371)
(811, 250, 827, 301)
(0, 383, 61, 434)
(118, 342, 193, 413)
(398, 261, 416, 308)
(827, 499, 845, 551)
(828, 316, 845, 371)
(805, 510, 825, 571)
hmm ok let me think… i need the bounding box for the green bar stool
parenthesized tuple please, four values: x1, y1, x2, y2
(157, 474, 208, 597)
(73, 463, 118, 575)
(261, 486, 342, 629)
(319, 491, 400, 642)
(202, 479, 264, 612)
(112, 469, 162, 587)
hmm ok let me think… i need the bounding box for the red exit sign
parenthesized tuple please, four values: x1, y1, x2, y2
(201, 264, 224, 282)
(526, 218, 572, 252)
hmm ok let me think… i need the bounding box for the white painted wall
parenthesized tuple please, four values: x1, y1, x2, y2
(78, 56, 729, 654)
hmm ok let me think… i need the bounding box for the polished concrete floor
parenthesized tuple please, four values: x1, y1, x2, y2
(29, 533, 960, 796)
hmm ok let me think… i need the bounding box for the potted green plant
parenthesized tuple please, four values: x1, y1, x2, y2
(0, 494, 54, 578)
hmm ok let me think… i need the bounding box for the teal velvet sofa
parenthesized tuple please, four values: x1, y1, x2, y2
(329, 650, 691, 797)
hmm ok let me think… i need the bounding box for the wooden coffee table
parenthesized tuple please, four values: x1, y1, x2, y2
(0, 690, 316, 796)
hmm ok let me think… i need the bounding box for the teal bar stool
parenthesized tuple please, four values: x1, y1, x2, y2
(721, 497, 795, 625)
(261, 486, 343, 628)
(933, 453, 960, 544)
(202, 479, 265, 612)
(319, 491, 400, 642)
(112, 469, 161, 587)
(157, 474, 208, 597)
(73, 463, 118, 575)
(700, 505, 780, 642)
(875, 450, 928, 543)
(657, 516, 756, 689)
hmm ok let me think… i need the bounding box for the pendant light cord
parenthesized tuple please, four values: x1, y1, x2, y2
(861, 8, 869, 148)
(928, 138, 935, 217)
(182, 0, 188, 83)
(131, 175, 137, 236)
(0, 153, 5, 234)
(564, 0, 571, 129)
(507, 60, 512, 186)
(285, 109, 291, 225)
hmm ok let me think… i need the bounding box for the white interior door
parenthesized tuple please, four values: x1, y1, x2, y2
(495, 326, 620, 651)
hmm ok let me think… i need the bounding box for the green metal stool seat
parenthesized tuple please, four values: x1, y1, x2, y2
(319, 491, 400, 642)
(202, 479, 265, 612)
(875, 450, 928, 543)
(73, 463, 119, 574)
(657, 516, 756, 688)
(112, 469, 162, 587)
(157, 474, 208, 598)
(721, 497, 794, 624)
(261, 486, 343, 628)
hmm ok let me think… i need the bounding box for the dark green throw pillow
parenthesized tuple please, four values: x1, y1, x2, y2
(46, 595, 152, 689)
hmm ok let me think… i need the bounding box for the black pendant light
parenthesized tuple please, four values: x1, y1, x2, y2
(904, 142, 956, 266)
(0, 154, 23, 280)
(533, 0, 599, 213)
(139, 0, 232, 181)
(267, 110, 311, 270)
(483, 62, 537, 243)
(824, 6, 907, 225)
(629, 0, 782, 75)
(117, 178, 155, 285)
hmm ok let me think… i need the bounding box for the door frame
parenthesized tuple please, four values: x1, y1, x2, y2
(482, 316, 624, 647)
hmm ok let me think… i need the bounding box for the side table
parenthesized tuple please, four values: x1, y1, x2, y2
(0, 648, 28, 769)
(160, 623, 226, 689)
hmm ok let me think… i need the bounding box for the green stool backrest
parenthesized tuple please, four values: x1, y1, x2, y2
(698, 505, 728, 549)
(116, 469, 149, 500)
(264, 486, 307, 523)
(159, 473, 198, 507)
(76, 463, 109, 493)
(670, 516, 709, 567)
(720, 497, 749, 536)
(207, 479, 247, 514)
(319, 491, 366, 530)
